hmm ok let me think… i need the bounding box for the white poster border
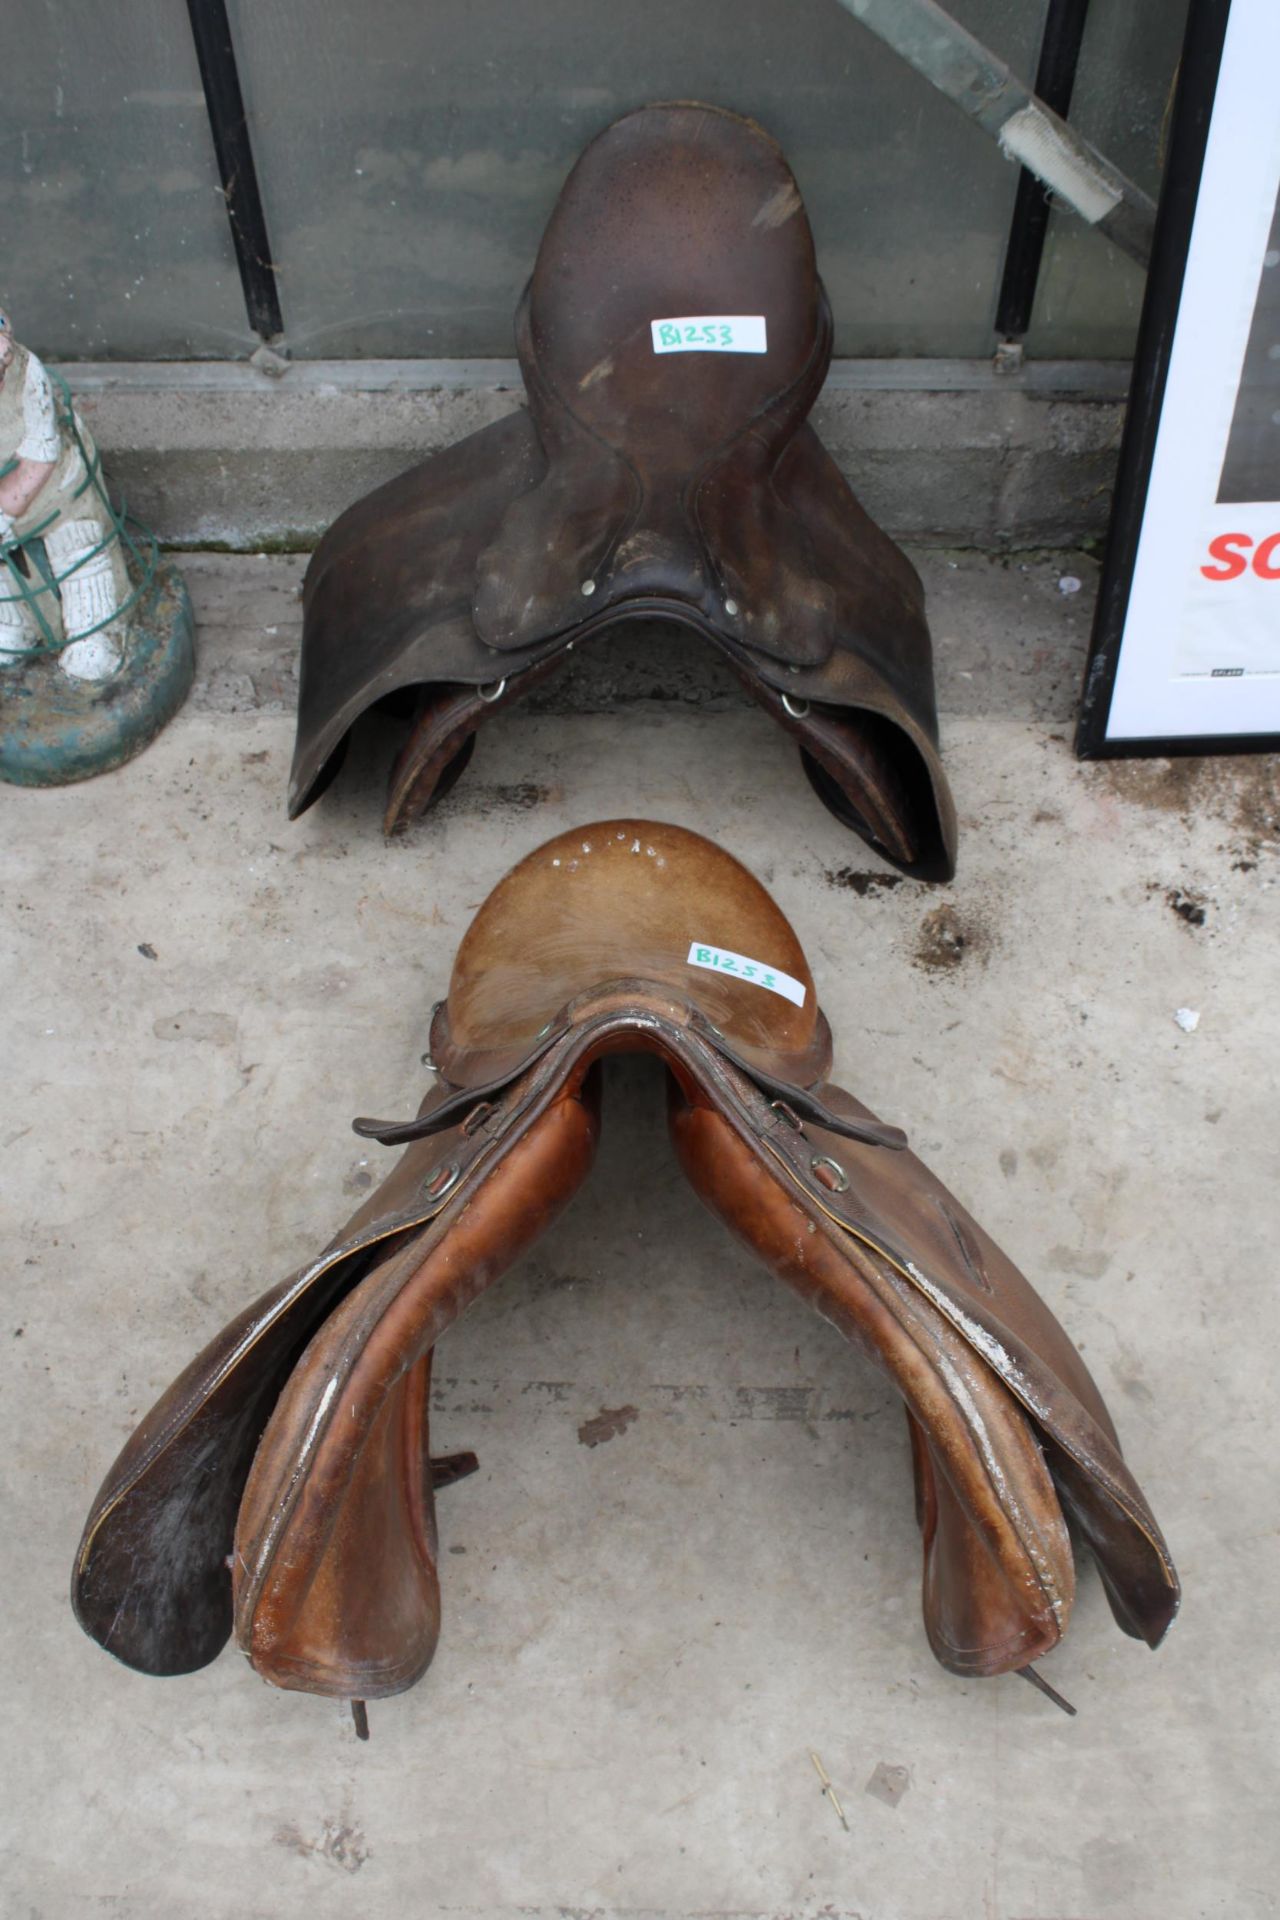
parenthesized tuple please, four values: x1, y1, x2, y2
(1107, 0, 1280, 741)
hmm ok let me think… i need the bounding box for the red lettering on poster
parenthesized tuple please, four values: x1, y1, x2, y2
(1200, 533, 1253, 580)
(1199, 532, 1280, 580)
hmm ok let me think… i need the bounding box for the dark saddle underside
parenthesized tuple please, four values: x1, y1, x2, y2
(73, 822, 1176, 1717)
(290, 103, 958, 881)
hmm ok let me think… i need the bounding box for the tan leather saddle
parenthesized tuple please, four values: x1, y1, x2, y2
(73, 822, 1176, 1725)
(289, 103, 958, 881)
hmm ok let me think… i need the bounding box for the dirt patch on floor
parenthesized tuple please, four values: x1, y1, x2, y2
(274, 1812, 369, 1873)
(1164, 886, 1208, 928)
(912, 903, 991, 973)
(824, 868, 906, 896)
(1088, 754, 1280, 856)
(454, 780, 561, 813)
(577, 1405, 640, 1448)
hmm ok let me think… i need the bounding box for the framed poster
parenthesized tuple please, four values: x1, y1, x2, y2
(1076, 0, 1280, 758)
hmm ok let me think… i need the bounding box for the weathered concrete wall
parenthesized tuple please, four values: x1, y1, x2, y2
(61, 358, 1130, 552)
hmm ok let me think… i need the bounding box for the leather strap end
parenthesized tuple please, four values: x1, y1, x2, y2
(351, 1115, 424, 1145)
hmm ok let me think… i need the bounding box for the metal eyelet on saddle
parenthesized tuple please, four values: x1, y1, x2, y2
(769, 1099, 805, 1132)
(478, 678, 507, 703)
(421, 1162, 460, 1200)
(782, 693, 810, 719)
(810, 1153, 850, 1194)
(423, 1001, 445, 1068)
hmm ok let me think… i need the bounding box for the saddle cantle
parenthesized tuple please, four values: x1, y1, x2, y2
(289, 103, 959, 881)
(73, 822, 1177, 1719)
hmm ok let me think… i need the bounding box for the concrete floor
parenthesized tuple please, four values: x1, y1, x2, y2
(4, 550, 1278, 1918)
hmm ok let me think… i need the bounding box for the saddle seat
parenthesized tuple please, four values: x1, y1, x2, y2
(289, 103, 958, 880)
(72, 822, 1177, 1715)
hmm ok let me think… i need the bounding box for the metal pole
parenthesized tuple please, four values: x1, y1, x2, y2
(832, 0, 1156, 268)
(995, 0, 1093, 341)
(185, 0, 285, 344)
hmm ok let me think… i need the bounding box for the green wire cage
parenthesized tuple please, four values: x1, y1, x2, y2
(0, 368, 159, 658)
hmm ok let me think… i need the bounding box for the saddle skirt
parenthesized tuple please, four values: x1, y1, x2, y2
(72, 822, 1177, 1713)
(289, 102, 958, 881)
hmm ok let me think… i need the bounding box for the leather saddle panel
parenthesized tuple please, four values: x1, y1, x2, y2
(70, 1111, 521, 1675)
(289, 103, 957, 881)
(236, 1080, 601, 1697)
(72, 822, 1176, 1706)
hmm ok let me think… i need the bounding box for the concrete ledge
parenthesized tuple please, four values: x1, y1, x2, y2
(58, 357, 1131, 551)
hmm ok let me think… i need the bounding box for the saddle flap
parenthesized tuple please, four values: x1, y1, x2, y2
(70, 1116, 505, 1676)
(690, 1081, 1179, 1651)
(667, 1087, 1179, 1669)
(234, 1078, 600, 1697)
(669, 1092, 1079, 1673)
(289, 411, 547, 819)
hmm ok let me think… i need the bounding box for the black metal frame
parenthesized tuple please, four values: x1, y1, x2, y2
(994, 0, 1092, 341)
(1074, 0, 1280, 759)
(185, 0, 284, 344)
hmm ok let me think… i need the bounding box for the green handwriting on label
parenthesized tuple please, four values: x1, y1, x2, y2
(658, 321, 734, 349)
(650, 314, 768, 355)
(686, 940, 806, 1007)
(692, 944, 776, 987)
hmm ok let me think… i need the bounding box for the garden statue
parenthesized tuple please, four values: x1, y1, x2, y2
(0, 302, 194, 785)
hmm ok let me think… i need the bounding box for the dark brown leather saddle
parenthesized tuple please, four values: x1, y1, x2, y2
(73, 822, 1176, 1726)
(289, 103, 958, 881)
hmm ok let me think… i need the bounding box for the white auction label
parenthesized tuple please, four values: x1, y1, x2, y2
(651, 315, 767, 355)
(686, 941, 805, 1006)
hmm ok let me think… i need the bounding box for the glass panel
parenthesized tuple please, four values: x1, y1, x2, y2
(5, 0, 1190, 363)
(4, 0, 252, 360)
(1026, 0, 1192, 360)
(232, 0, 1047, 359)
